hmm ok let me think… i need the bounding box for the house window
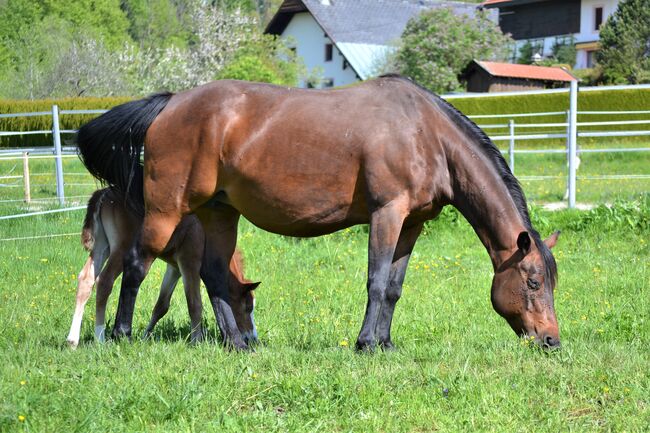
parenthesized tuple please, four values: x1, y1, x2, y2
(586, 50, 596, 68)
(594, 7, 603, 31)
(342, 59, 348, 70)
(322, 78, 334, 88)
(325, 43, 333, 62)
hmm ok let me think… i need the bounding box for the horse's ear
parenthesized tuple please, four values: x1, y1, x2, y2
(544, 230, 560, 249)
(244, 281, 260, 291)
(517, 231, 531, 256)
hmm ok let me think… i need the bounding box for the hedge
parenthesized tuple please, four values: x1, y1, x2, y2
(2, 86, 649, 148)
(0, 96, 133, 148)
(447, 87, 650, 147)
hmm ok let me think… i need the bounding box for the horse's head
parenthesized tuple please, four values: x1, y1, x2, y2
(491, 230, 561, 349)
(229, 276, 260, 345)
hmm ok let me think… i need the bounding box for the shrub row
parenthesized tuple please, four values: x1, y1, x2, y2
(447, 87, 650, 147)
(0, 97, 132, 148)
(2, 86, 649, 148)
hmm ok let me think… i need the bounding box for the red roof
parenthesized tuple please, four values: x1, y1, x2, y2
(476, 61, 577, 82)
(482, 0, 519, 5)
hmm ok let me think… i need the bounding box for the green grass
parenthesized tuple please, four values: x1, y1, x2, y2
(0, 204, 648, 432)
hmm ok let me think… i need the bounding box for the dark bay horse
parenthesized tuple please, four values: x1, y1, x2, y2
(66, 188, 259, 348)
(77, 75, 560, 350)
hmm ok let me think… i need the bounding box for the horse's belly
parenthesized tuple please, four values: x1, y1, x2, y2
(224, 179, 368, 237)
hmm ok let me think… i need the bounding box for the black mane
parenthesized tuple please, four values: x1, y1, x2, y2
(380, 74, 557, 289)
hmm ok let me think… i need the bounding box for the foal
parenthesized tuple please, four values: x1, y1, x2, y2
(66, 188, 259, 348)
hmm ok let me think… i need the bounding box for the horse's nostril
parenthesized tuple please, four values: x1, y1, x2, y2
(543, 335, 561, 349)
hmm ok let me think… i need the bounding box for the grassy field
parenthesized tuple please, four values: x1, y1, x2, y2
(0, 199, 648, 431)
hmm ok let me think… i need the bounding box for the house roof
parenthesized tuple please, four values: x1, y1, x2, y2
(472, 60, 577, 82)
(266, 0, 493, 80)
(267, 0, 488, 45)
(482, 0, 544, 8)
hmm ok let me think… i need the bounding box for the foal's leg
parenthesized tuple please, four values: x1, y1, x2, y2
(67, 240, 109, 348)
(66, 257, 96, 348)
(143, 264, 181, 339)
(356, 200, 408, 351)
(196, 205, 248, 350)
(94, 253, 123, 342)
(375, 222, 423, 350)
(178, 260, 204, 344)
(112, 214, 180, 339)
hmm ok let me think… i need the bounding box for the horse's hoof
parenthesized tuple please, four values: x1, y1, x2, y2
(111, 326, 132, 341)
(355, 339, 376, 353)
(379, 341, 396, 351)
(66, 339, 79, 350)
(224, 340, 251, 352)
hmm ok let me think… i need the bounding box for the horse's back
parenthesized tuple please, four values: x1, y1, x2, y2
(146, 78, 452, 236)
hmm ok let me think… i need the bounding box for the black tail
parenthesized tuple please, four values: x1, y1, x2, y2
(76, 92, 173, 216)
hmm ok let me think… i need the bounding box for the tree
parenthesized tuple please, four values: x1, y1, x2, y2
(394, 7, 513, 94)
(597, 0, 650, 84)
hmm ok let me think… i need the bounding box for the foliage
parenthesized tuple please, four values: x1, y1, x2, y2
(551, 37, 577, 66)
(568, 198, 650, 231)
(218, 38, 302, 86)
(516, 41, 539, 65)
(0, 0, 301, 99)
(597, 0, 650, 84)
(393, 7, 513, 94)
(121, 0, 190, 49)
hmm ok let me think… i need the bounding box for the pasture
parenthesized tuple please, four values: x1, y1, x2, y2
(1, 197, 648, 431)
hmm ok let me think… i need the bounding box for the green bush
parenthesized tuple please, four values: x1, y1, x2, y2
(447, 87, 650, 147)
(568, 196, 650, 231)
(0, 96, 132, 147)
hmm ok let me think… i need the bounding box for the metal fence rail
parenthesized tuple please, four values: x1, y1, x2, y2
(1, 84, 650, 213)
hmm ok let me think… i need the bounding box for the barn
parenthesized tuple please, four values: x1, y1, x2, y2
(461, 60, 577, 93)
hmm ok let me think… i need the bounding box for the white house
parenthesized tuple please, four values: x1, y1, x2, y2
(265, 0, 491, 88)
(482, 0, 621, 69)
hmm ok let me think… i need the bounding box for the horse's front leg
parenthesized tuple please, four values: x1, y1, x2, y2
(356, 199, 409, 351)
(197, 204, 248, 351)
(375, 222, 423, 350)
(112, 214, 180, 339)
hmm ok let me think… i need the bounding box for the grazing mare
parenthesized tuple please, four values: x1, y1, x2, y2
(66, 188, 259, 348)
(77, 75, 560, 351)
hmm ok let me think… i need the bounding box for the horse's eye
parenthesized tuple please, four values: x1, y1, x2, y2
(527, 278, 541, 291)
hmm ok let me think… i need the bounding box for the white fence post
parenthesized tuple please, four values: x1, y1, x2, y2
(567, 81, 578, 208)
(52, 104, 65, 206)
(508, 119, 515, 174)
(23, 152, 30, 203)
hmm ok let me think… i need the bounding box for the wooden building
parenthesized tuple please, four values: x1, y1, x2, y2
(461, 60, 577, 93)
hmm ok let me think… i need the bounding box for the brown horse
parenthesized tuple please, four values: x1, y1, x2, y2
(77, 75, 560, 351)
(65, 188, 259, 348)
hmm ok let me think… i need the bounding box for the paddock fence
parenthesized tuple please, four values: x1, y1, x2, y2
(1, 83, 649, 223)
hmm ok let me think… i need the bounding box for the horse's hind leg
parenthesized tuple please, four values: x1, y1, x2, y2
(143, 264, 181, 340)
(94, 253, 123, 342)
(375, 222, 423, 350)
(356, 199, 409, 351)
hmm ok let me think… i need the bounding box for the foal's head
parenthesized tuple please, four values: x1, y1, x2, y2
(229, 250, 260, 344)
(491, 231, 561, 349)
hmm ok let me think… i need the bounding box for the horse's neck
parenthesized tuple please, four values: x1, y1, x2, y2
(446, 140, 527, 269)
